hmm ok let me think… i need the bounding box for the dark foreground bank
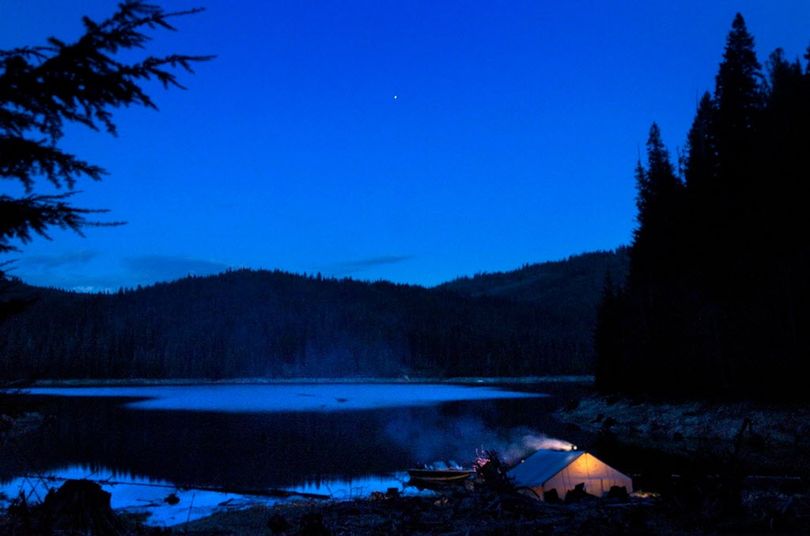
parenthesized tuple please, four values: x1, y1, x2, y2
(178, 492, 663, 535)
(0, 478, 711, 535)
(178, 485, 810, 535)
(3, 468, 810, 535)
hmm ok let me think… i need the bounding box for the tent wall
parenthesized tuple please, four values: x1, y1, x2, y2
(542, 453, 633, 498)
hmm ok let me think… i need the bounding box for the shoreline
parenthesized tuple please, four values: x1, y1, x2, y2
(20, 375, 594, 388)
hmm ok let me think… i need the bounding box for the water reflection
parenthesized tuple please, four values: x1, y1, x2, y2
(1, 384, 587, 499)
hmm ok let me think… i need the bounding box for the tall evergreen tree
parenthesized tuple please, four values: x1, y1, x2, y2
(682, 93, 719, 294)
(629, 123, 684, 285)
(714, 13, 763, 157)
(712, 13, 764, 277)
(684, 93, 717, 194)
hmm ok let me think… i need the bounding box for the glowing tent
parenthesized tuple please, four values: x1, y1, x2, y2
(509, 450, 632, 500)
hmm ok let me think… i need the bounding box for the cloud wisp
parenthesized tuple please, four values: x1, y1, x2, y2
(19, 250, 98, 269)
(326, 255, 414, 276)
(11, 251, 229, 293)
(122, 255, 228, 283)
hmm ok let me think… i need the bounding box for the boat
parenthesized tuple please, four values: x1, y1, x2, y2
(406, 468, 474, 489)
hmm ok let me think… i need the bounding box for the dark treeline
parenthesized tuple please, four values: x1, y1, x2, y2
(0, 251, 623, 379)
(596, 14, 810, 399)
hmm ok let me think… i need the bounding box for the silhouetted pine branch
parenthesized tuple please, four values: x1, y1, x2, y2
(0, 1, 211, 266)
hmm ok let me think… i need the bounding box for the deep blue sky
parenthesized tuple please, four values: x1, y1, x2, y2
(2, 1, 809, 290)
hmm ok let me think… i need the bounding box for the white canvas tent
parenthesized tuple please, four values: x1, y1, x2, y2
(509, 450, 632, 500)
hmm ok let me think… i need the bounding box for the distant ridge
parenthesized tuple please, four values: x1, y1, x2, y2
(438, 248, 629, 303)
(0, 249, 628, 380)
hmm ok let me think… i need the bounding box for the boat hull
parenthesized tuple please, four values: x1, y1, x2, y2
(406, 469, 473, 489)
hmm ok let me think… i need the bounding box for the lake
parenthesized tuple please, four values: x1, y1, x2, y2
(0, 382, 589, 525)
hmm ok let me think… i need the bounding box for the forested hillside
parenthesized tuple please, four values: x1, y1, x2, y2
(0, 252, 625, 379)
(440, 249, 628, 363)
(596, 15, 810, 399)
(439, 249, 628, 304)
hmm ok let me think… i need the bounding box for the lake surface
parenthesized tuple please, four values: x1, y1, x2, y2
(0, 382, 589, 525)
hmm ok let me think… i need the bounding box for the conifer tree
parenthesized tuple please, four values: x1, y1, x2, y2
(713, 12, 764, 210)
(596, 13, 810, 398)
(0, 1, 211, 276)
(714, 14, 763, 147)
(629, 123, 684, 285)
(684, 93, 717, 193)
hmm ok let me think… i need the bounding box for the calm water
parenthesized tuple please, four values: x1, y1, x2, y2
(0, 382, 590, 525)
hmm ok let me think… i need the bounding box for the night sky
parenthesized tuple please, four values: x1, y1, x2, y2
(2, 0, 809, 291)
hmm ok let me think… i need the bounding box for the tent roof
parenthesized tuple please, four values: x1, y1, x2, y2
(509, 449, 583, 488)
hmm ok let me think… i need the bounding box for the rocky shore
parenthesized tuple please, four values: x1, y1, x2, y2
(554, 396, 810, 478)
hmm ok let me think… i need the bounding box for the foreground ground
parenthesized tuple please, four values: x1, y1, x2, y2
(177, 493, 674, 535)
(176, 482, 810, 536)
